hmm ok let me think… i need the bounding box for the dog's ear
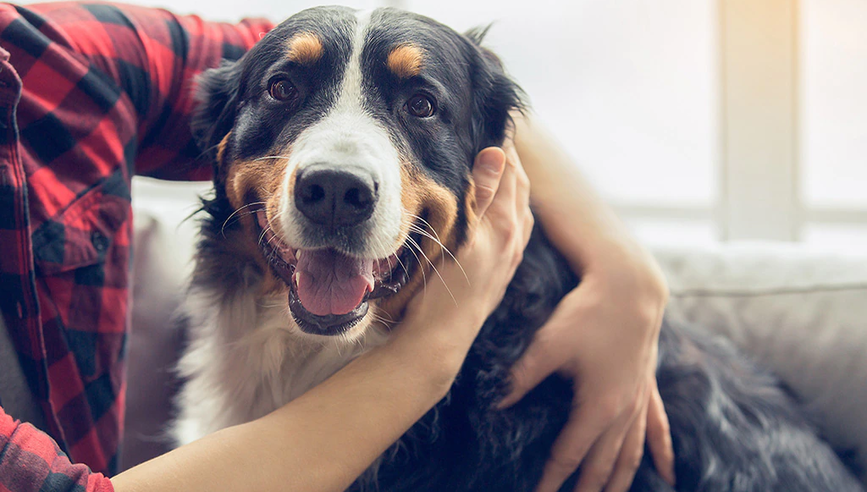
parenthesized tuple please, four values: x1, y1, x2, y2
(465, 26, 525, 153)
(191, 60, 243, 162)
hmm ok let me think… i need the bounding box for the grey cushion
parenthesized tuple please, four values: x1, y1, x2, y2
(655, 243, 867, 481)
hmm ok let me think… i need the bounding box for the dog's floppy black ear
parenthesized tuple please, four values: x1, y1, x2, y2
(191, 60, 243, 162)
(465, 26, 525, 153)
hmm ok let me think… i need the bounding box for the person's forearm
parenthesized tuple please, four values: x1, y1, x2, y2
(111, 322, 462, 492)
(513, 114, 643, 274)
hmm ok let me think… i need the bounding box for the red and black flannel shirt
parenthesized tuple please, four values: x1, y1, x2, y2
(0, 1, 273, 486)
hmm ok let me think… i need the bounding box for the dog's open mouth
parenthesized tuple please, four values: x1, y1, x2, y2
(255, 210, 412, 335)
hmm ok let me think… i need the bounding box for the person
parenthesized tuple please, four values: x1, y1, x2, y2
(0, 3, 673, 491)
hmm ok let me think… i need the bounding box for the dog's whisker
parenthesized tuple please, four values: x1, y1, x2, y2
(407, 236, 457, 307)
(369, 312, 394, 330)
(377, 310, 397, 324)
(385, 233, 412, 279)
(222, 209, 268, 234)
(253, 155, 293, 162)
(373, 233, 411, 282)
(408, 214, 448, 252)
(258, 226, 273, 247)
(404, 219, 469, 286)
(222, 202, 267, 237)
(402, 237, 427, 295)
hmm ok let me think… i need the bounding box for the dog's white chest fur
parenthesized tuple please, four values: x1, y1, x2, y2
(172, 287, 387, 445)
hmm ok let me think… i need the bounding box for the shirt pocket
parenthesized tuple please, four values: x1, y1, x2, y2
(32, 183, 130, 276)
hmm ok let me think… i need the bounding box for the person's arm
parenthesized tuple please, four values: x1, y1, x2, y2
(110, 147, 531, 492)
(111, 328, 462, 492)
(0, 409, 114, 492)
(500, 114, 676, 492)
(24, 2, 274, 180)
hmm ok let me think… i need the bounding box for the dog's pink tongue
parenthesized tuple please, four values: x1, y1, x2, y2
(296, 249, 375, 316)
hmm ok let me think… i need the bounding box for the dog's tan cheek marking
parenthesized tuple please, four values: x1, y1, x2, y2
(216, 133, 231, 163)
(286, 32, 324, 65)
(224, 156, 293, 295)
(400, 160, 461, 252)
(225, 157, 289, 241)
(386, 44, 423, 79)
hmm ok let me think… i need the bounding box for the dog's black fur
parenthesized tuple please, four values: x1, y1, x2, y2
(351, 227, 863, 491)
(190, 7, 863, 491)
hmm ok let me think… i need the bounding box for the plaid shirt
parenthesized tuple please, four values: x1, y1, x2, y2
(0, 1, 273, 486)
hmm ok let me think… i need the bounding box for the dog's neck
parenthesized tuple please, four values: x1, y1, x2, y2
(181, 286, 390, 423)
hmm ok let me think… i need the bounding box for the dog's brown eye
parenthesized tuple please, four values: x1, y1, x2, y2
(269, 79, 298, 102)
(406, 94, 436, 118)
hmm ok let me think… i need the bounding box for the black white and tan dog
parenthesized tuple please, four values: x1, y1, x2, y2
(172, 6, 863, 491)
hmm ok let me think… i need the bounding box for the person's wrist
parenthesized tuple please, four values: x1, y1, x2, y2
(582, 237, 669, 331)
(387, 311, 483, 396)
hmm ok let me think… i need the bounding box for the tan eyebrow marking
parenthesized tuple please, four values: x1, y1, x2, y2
(286, 33, 324, 65)
(387, 44, 424, 79)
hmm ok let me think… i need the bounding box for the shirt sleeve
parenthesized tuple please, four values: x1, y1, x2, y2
(0, 406, 114, 492)
(25, 2, 274, 180)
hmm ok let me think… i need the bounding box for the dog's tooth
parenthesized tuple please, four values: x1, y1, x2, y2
(296, 250, 303, 262)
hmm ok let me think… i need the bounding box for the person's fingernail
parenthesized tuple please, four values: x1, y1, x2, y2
(665, 443, 676, 485)
(496, 394, 515, 409)
(477, 149, 504, 174)
(665, 468, 676, 487)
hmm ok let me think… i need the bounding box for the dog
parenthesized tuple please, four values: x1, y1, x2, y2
(172, 6, 863, 491)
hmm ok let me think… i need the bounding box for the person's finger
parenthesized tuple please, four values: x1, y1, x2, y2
(472, 147, 506, 219)
(513, 158, 531, 213)
(645, 382, 675, 486)
(521, 205, 535, 248)
(508, 144, 532, 253)
(483, 146, 520, 231)
(498, 307, 572, 408)
(602, 402, 648, 492)
(533, 405, 607, 492)
(571, 405, 637, 492)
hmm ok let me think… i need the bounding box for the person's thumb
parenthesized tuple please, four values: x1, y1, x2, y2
(472, 147, 506, 219)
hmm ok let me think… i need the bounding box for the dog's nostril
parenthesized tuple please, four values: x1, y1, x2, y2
(344, 187, 373, 210)
(301, 184, 326, 204)
(294, 166, 379, 227)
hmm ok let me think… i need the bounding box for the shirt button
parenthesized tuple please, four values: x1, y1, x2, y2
(92, 231, 109, 252)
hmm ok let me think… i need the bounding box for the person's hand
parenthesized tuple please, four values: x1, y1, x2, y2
(397, 141, 533, 376)
(499, 245, 675, 492)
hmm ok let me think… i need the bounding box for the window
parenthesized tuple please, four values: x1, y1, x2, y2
(800, 0, 867, 252)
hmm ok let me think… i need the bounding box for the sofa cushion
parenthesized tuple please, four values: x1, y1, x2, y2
(655, 242, 867, 480)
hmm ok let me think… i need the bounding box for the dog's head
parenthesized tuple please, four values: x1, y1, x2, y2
(194, 7, 521, 338)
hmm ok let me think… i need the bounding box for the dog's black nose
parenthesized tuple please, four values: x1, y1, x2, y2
(294, 166, 378, 227)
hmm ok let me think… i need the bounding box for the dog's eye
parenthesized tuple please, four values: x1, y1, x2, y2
(269, 78, 298, 102)
(406, 94, 436, 118)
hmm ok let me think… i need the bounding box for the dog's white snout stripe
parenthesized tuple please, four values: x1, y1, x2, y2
(280, 10, 403, 259)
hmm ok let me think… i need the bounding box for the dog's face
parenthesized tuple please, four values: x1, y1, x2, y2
(194, 7, 520, 339)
